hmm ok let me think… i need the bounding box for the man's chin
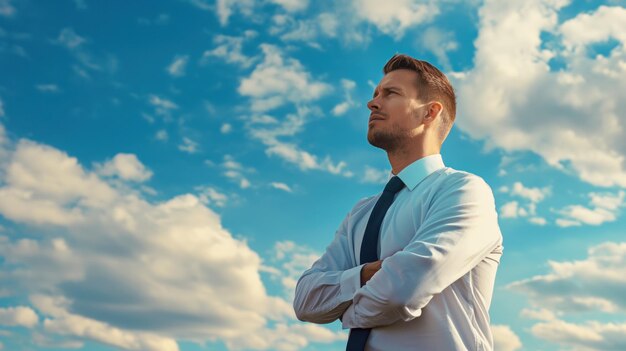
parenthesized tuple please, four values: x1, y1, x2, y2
(367, 132, 390, 151)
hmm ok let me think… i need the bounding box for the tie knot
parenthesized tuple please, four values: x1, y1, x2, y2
(383, 176, 405, 194)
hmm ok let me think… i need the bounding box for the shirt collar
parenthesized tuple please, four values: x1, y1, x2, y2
(393, 154, 445, 191)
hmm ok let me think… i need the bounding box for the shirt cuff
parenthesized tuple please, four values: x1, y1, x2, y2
(341, 302, 357, 329)
(339, 264, 364, 302)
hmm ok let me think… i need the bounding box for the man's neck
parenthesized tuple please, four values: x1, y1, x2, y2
(387, 143, 440, 175)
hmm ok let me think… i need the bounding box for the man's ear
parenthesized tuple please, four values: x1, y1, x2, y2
(423, 102, 443, 124)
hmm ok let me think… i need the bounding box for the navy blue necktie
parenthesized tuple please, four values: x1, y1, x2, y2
(346, 176, 405, 351)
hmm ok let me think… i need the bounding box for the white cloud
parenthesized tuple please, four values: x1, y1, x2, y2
(178, 137, 199, 154)
(270, 182, 292, 193)
(222, 154, 253, 189)
(214, 0, 255, 26)
(0, 129, 342, 350)
(148, 95, 178, 119)
(558, 205, 616, 226)
(556, 191, 624, 227)
(491, 325, 522, 351)
(590, 191, 626, 211)
(247, 108, 352, 177)
(0, 0, 16, 17)
(268, 0, 309, 12)
(0, 140, 116, 226)
(220, 123, 232, 134)
(32, 295, 178, 351)
(559, 5, 626, 51)
(419, 27, 458, 70)
(555, 218, 581, 227)
(238, 44, 331, 113)
(0, 306, 38, 327)
(500, 201, 526, 218)
(521, 307, 558, 321)
(265, 241, 321, 299)
(55, 28, 86, 49)
(331, 102, 350, 116)
(531, 319, 626, 351)
(95, 153, 153, 182)
(225, 323, 346, 351)
(0, 97, 4, 117)
(499, 182, 550, 224)
(155, 129, 168, 141)
(454, 3, 626, 187)
(351, 0, 438, 37)
(35, 84, 60, 93)
(331, 79, 356, 117)
(510, 241, 626, 349)
(508, 181, 551, 203)
(202, 33, 257, 68)
(195, 186, 228, 207)
(362, 166, 389, 184)
(528, 216, 547, 225)
(509, 241, 626, 314)
(166, 55, 189, 77)
(222, 154, 244, 171)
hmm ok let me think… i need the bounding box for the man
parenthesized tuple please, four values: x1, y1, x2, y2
(293, 54, 503, 351)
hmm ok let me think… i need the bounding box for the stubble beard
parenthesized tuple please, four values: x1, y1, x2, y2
(367, 123, 412, 153)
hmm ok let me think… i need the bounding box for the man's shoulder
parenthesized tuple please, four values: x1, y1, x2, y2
(429, 167, 494, 194)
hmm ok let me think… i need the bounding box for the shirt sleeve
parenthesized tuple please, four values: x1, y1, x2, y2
(341, 173, 502, 329)
(293, 207, 366, 324)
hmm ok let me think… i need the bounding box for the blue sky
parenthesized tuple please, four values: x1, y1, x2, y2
(1, 0, 625, 350)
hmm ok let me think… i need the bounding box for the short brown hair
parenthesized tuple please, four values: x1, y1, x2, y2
(383, 54, 456, 140)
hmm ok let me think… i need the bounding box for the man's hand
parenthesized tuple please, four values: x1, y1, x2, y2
(360, 260, 383, 286)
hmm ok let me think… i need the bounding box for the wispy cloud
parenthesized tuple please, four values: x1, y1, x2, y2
(0, 0, 16, 17)
(178, 136, 199, 154)
(95, 153, 153, 182)
(499, 182, 550, 225)
(268, 0, 309, 12)
(166, 54, 189, 77)
(238, 44, 331, 112)
(270, 182, 292, 193)
(331, 79, 356, 116)
(419, 27, 458, 71)
(195, 186, 228, 207)
(362, 166, 389, 184)
(248, 108, 352, 177)
(54, 28, 86, 49)
(492, 325, 522, 351)
(202, 32, 257, 68)
(556, 191, 624, 227)
(35, 84, 60, 93)
(350, 0, 438, 38)
(0, 306, 38, 327)
(53, 28, 118, 78)
(220, 123, 232, 134)
(148, 94, 178, 119)
(221, 154, 253, 189)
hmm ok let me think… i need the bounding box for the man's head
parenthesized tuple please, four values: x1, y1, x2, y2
(367, 54, 456, 152)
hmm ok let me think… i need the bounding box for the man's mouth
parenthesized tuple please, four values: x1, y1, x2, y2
(369, 114, 385, 123)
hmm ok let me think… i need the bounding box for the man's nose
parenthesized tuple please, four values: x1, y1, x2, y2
(367, 98, 380, 111)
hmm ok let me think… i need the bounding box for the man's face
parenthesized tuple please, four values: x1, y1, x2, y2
(367, 69, 426, 151)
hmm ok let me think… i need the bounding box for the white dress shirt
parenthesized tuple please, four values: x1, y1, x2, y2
(293, 154, 503, 351)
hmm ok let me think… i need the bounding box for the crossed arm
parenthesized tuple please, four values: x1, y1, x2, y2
(293, 174, 501, 329)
